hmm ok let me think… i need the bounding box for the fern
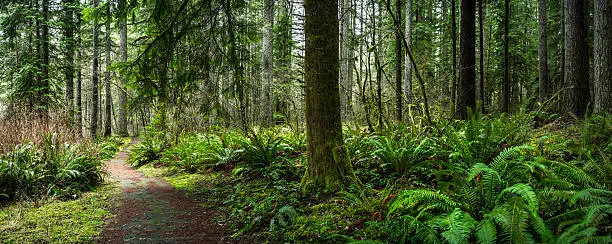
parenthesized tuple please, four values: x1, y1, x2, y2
(388, 189, 460, 217)
(475, 218, 497, 244)
(437, 208, 477, 244)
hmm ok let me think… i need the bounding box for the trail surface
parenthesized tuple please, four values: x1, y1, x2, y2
(100, 140, 232, 243)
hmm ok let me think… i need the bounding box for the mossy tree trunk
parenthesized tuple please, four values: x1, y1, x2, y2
(301, 0, 360, 193)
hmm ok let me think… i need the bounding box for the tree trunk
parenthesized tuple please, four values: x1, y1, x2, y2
(301, 0, 360, 192)
(395, 0, 403, 122)
(117, 16, 129, 136)
(594, 0, 611, 114)
(455, 0, 476, 119)
(502, 0, 510, 113)
(223, 0, 247, 131)
(478, 0, 485, 113)
(262, 0, 274, 125)
(104, 4, 112, 137)
(441, 0, 448, 110)
(539, 0, 549, 104)
(76, 8, 83, 137)
(451, 0, 457, 112)
(565, 0, 590, 117)
(41, 0, 50, 112)
(91, 0, 100, 138)
(62, 0, 75, 123)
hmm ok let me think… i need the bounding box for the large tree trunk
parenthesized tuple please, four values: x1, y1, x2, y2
(301, 0, 360, 192)
(262, 0, 274, 125)
(594, 0, 611, 114)
(62, 0, 75, 123)
(565, 0, 590, 117)
(478, 0, 485, 113)
(395, 0, 402, 122)
(455, 0, 476, 119)
(539, 0, 549, 104)
(104, 4, 112, 137)
(91, 0, 100, 138)
(41, 0, 50, 113)
(117, 17, 129, 136)
(502, 0, 510, 113)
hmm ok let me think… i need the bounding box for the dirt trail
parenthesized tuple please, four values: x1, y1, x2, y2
(100, 139, 232, 243)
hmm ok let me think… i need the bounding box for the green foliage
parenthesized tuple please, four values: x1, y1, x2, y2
(128, 136, 165, 168)
(0, 137, 104, 203)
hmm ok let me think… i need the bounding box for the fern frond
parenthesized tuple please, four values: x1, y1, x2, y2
(490, 145, 533, 173)
(497, 183, 539, 214)
(475, 218, 497, 244)
(388, 189, 459, 217)
(438, 208, 477, 244)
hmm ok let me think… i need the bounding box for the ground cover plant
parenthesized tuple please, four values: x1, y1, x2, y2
(129, 112, 611, 243)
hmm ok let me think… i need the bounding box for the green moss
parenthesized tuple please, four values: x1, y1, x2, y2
(0, 184, 118, 243)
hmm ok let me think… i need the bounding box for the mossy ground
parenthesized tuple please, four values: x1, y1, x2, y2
(0, 184, 118, 243)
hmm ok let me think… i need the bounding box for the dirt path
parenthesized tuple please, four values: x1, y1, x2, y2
(100, 140, 233, 243)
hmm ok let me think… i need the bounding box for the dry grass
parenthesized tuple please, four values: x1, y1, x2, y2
(0, 106, 84, 154)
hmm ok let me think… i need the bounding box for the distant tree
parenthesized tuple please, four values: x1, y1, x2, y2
(502, 0, 510, 113)
(539, 0, 549, 104)
(91, 0, 100, 138)
(395, 0, 402, 122)
(104, 1, 112, 137)
(301, 0, 360, 192)
(62, 0, 75, 123)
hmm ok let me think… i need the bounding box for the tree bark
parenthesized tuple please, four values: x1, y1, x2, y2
(301, 0, 360, 192)
(62, 0, 75, 123)
(76, 7, 83, 137)
(594, 0, 612, 114)
(91, 0, 100, 138)
(451, 0, 457, 112)
(262, 0, 274, 125)
(104, 4, 112, 137)
(502, 0, 510, 113)
(565, 0, 590, 117)
(539, 0, 549, 104)
(478, 0, 485, 113)
(41, 0, 50, 112)
(441, 0, 448, 110)
(395, 0, 403, 122)
(117, 16, 129, 136)
(455, 0, 476, 119)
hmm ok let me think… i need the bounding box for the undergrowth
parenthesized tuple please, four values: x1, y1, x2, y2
(130, 112, 611, 243)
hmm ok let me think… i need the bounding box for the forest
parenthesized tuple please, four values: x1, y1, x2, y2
(0, 0, 610, 242)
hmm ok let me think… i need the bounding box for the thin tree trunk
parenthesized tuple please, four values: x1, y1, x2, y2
(451, 0, 457, 115)
(104, 4, 112, 137)
(594, 0, 611, 114)
(565, 0, 590, 117)
(41, 0, 50, 113)
(117, 16, 129, 136)
(76, 8, 83, 137)
(262, 0, 274, 125)
(63, 0, 75, 123)
(539, 0, 549, 104)
(441, 0, 449, 110)
(395, 0, 402, 122)
(502, 0, 510, 113)
(478, 0, 485, 113)
(301, 0, 360, 192)
(456, 0, 476, 119)
(91, 0, 100, 138)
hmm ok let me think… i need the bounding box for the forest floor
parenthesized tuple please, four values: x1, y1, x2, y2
(100, 139, 233, 243)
